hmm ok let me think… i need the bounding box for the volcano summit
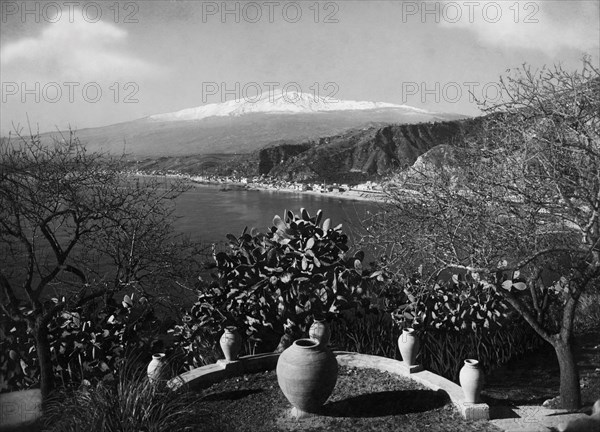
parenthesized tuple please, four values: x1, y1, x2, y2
(44, 92, 464, 157)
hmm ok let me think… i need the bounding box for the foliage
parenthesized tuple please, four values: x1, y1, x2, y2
(186, 208, 381, 352)
(414, 273, 513, 332)
(0, 293, 160, 392)
(42, 354, 209, 432)
(332, 275, 545, 382)
(419, 325, 544, 382)
(573, 292, 600, 333)
(330, 306, 397, 356)
(0, 128, 199, 400)
(381, 272, 545, 380)
(377, 271, 425, 330)
(380, 271, 515, 331)
(167, 312, 219, 370)
(361, 57, 600, 409)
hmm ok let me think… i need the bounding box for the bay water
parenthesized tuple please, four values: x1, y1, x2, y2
(173, 184, 380, 247)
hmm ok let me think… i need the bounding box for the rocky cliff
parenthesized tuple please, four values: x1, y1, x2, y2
(130, 117, 482, 183)
(255, 118, 480, 183)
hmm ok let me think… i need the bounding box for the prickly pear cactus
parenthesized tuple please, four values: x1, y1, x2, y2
(189, 209, 381, 352)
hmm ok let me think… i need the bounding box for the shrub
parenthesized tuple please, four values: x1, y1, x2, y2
(419, 324, 544, 381)
(42, 354, 209, 432)
(370, 271, 545, 381)
(574, 292, 600, 333)
(331, 301, 544, 382)
(1, 294, 160, 392)
(185, 209, 381, 353)
(330, 305, 397, 356)
(167, 314, 220, 370)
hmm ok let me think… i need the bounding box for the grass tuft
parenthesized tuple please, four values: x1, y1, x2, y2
(574, 293, 600, 334)
(42, 353, 210, 432)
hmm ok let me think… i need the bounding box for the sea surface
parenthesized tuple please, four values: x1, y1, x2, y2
(173, 184, 380, 247)
(1, 183, 381, 299)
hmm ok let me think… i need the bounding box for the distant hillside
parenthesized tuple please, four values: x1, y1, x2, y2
(132, 117, 483, 184)
(40, 92, 464, 157)
(261, 119, 479, 183)
(33, 92, 474, 181)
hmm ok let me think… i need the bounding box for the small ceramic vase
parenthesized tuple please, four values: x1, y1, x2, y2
(459, 359, 484, 403)
(397, 327, 420, 366)
(308, 318, 331, 346)
(147, 353, 165, 383)
(220, 326, 242, 361)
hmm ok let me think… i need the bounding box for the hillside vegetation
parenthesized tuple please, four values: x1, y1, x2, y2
(132, 117, 481, 184)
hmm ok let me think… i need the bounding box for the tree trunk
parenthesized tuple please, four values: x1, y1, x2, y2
(552, 338, 581, 410)
(34, 318, 54, 405)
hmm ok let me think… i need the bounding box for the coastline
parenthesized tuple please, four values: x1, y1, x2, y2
(133, 172, 386, 203)
(191, 180, 386, 203)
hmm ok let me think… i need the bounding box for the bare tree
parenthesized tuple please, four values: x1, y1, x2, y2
(0, 128, 198, 402)
(361, 58, 599, 409)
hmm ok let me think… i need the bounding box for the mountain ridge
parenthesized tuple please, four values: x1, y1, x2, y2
(147, 91, 433, 121)
(249, 118, 481, 183)
(131, 117, 483, 184)
(40, 94, 466, 157)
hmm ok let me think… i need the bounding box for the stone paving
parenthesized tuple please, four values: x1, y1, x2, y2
(489, 405, 594, 432)
(170, 351, 600, 432)
(171, 351, 491, 421)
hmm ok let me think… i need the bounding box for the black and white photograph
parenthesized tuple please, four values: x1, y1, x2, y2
(1, 1, 599, 431)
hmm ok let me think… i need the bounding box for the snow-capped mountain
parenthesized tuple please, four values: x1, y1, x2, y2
(148, 91, 432, 121)
(43, 94, 465, 157)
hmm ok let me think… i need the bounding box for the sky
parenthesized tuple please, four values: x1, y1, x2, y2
(1, 0, 598, 135)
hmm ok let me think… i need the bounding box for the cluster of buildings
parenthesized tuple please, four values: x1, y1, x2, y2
(128, 169, 383, 197)
(189, 174, 382, 195)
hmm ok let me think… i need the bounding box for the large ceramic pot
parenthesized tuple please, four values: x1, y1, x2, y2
(459, 359, 484, 403)
(276, 338, 338, 413)
(308, 318, 331, 346)
(220, 326, 242, 361)
(147, 353, 165, 383)
(397, 327, 420, 366)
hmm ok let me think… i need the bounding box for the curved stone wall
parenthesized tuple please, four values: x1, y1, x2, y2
(168, 351, 489, 421)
